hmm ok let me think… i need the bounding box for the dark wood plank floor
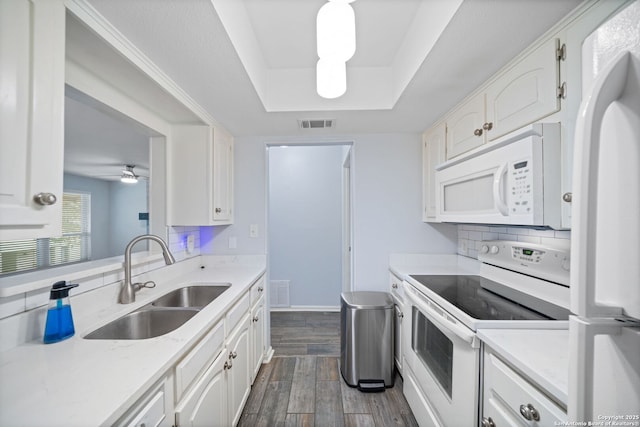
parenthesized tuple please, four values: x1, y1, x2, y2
(239, 311, 418, 427)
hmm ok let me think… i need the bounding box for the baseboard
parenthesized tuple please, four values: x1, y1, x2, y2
(270, 305, 340, 312)
(263, 346, 275, 364)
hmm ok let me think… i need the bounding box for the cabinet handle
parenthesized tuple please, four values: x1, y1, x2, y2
(474, 128, 483, 136)
(481, 417, 496, 427)
(562, 192, 572, 203)
(33, 192, 57, 206)
(519, 403, 540, 421)
(224, 360, 232, 370)
(215, 207, 222, 213)
(392, 283, 398, 289)
(253, 316, 259, 322)
(483, 122, 493, 131)
(230, 351, 238, 359)
(258, 286, 264, 292)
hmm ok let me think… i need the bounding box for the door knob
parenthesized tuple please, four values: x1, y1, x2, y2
(562, 192, 572, 203)
(474, 128, 483, 136)
(33, 192, 57, 206)
(482, 122, 493, 131)
(519, 403, 540, 421)
(215, 207, 222, 213)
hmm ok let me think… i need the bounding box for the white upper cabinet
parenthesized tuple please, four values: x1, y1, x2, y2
(422, 123, 446, 221)
(444, 38, 561, 161)
(212, 127, 234, 222)
(169, 125, 234, 226)
(0, 0, 66, 240)
(445, 94, 486, 159)
(485, 38, 560, 141)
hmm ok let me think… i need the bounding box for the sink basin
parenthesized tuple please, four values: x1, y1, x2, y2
(84, 284, 231, 340)
(150, 284, 231, 308)
(84, 308, 197, 340)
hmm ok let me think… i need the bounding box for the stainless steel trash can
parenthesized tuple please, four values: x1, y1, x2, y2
(340, 291, 394, 391)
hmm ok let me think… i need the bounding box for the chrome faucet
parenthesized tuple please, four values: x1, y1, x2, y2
(119, 234, 176, 304)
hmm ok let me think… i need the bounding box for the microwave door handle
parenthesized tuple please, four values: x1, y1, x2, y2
(493, 163, 509, 216)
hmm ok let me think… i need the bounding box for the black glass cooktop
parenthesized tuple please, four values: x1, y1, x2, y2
(409, 275, 570, 321)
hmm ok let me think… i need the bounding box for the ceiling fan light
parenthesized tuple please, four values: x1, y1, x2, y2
(120, 165, 138, 184)
(317, 1, 356, 61)
(317, 58, 346, 99)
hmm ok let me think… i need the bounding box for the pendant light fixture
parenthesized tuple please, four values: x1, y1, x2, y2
(316, 0, 356, 99)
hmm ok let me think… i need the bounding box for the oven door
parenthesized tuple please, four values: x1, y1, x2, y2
(403, 283, 480, 427)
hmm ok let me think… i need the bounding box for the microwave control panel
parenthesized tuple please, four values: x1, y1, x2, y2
(509, 158, 533, 214)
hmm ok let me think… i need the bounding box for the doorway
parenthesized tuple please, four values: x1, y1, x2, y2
(267, 143, 353, 309)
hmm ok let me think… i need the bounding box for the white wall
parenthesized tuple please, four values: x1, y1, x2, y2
(200, 133, 458, 294)
(268, 145, 344, 307)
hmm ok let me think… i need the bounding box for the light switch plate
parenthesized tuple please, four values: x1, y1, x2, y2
(229, 236, 237, 249)
(249, 224, 259, 238)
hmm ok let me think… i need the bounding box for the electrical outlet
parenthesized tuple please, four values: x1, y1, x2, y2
(229, 236, 237, 249)
(249, 224, 259, 238)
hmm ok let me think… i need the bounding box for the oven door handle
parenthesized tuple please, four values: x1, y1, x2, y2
(406, 285, 479, 348)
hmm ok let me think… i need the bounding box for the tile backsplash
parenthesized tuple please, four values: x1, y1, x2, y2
(457, 224, 571, 259)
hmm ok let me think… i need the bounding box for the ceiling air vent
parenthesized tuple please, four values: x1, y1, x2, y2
(298, 119, 335, 129)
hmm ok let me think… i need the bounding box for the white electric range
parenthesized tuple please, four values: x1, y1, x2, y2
(401, 240, 570, 427)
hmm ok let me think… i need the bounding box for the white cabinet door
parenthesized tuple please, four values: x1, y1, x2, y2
(422, 123, 446, 221)
(0, 0, 65, 240)
(212, 127, 233, 222)
(227, 314, 251, 427)
(250, 295, 266, 381)
(483, 351, 567, 426)
(175, 351, 228, 427)
(445, 94, 485, 160)
(486, 38, 560, 141)
(169, 125, 233, 226)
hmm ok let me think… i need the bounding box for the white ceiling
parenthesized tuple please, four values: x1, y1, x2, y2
(83, 0, 584, 137)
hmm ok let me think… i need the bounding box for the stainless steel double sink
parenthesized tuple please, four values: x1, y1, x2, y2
(84, 284, 230, 340)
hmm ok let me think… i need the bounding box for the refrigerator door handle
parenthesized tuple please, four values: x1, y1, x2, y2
(570, 50, 632, 318)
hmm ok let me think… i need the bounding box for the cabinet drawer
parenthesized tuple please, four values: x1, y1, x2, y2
(118, 381, 168, 427)
(226, 293, 250, 335)
(484, 352, 566, 426)
(250, 276, 266, 307)
(175, 321, 224, 400)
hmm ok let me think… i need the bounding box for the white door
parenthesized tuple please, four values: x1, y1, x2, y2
(423, 123, 446, 221)
(212, 127, 233, 222)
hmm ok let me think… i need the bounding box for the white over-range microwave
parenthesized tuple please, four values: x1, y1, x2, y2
(435, 123, 563, 229)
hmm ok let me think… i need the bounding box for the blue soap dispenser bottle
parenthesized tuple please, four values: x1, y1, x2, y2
(43, 281, 79, 344)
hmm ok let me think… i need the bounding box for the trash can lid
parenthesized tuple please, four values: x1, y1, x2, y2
(341, 291, 394, 309)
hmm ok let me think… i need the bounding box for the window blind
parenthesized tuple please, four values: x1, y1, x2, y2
(0, 192, 91, 275)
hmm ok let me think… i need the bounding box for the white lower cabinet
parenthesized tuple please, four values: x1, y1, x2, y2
(175, 350, 228, 427)
(226, 313, 251, 427)
(482, 349, 566, 427)
(249, 277, 266, 381)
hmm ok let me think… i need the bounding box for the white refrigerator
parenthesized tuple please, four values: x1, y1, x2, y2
(569, 0, 640, 423)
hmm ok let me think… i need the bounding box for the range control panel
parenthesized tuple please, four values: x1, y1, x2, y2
(478, 240, 570, 286)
